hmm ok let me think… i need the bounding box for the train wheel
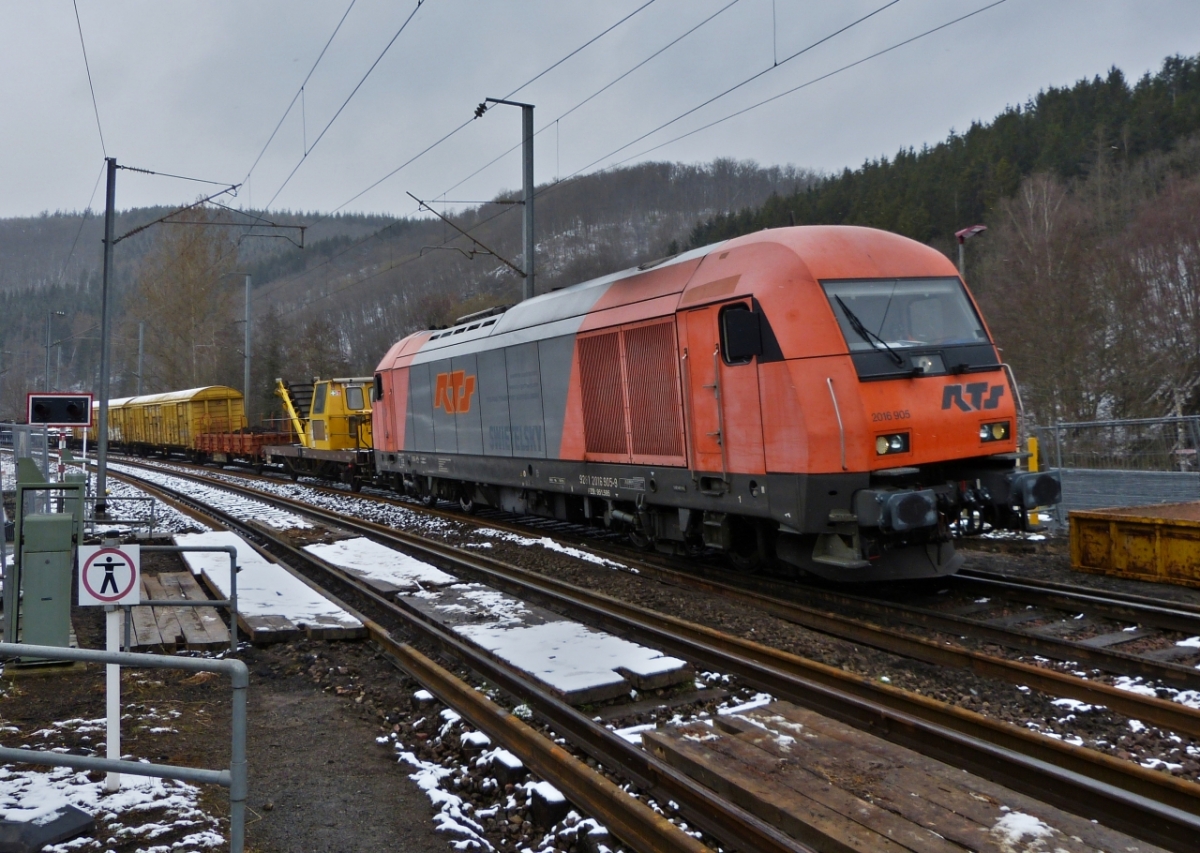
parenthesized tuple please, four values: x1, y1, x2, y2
(727, 517, 765, 572)
(627, 527, 654, 550)
(420, 492, 437, 508)
(459, 495, 475, 514)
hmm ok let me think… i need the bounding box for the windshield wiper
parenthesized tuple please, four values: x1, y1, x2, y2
(835, 295, 904, 366)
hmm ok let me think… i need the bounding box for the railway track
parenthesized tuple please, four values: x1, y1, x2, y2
(105, 457, 1200, 852)
(103, 462, 806, 853)
(113, 457, 1200, 694)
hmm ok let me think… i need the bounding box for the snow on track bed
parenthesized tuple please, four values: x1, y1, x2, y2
(108, 463, 312, 531)
(122, 462, 633, 571)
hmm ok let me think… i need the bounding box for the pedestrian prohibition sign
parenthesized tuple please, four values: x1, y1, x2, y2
(78, 545, 141, 606)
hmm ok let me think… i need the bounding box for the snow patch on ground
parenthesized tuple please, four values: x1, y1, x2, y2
(0, 716, 223, 852)
(989, 811, 1055, 851)
(304, 537, 456, 588)
(456, 620, 686, 695)
(473, 528, 628, 570)
(175, 530, 361, 629)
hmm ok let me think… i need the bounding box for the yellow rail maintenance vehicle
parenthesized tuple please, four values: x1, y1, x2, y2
(265, 377, 375, 490)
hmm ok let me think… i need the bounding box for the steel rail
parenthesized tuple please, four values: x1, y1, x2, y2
(112, 460, 1200, 852)
(108, 465, 810, 853)
(793, 581, 1200, 691)
(954, 570, 1200, 632)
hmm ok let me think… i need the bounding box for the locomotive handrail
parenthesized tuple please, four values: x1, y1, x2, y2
(826, 377, 847, 470)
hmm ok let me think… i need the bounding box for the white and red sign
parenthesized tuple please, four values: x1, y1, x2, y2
(78, 545, 140, 606)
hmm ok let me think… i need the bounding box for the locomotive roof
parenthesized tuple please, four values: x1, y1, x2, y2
(384, 225, 959, 366)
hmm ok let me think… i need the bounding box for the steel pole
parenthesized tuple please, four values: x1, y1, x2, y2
(243, 274, 251, 413)
(522, 104, 535, 301)
(96, 157, 116, 513)
(136, 321, 143, 397)
(45, 312, 52, 391)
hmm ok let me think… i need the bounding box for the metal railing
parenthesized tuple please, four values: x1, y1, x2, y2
(82, 495, 158, 537)
(0, 642, 248, 853)
(132, 545, 240, 653)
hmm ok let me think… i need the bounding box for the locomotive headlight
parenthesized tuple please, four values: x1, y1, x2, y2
(876, 432, 910, 455)
(980, 421, 1010, 442)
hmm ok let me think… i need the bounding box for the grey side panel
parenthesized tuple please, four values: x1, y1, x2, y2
(453, 353, 483, 456)
(429, 357, 458, 453)
(505, 343, 546, 459)
(538, 334, 576, 460)
(409, 363, 434, 452)
(478, 349, 512, 457)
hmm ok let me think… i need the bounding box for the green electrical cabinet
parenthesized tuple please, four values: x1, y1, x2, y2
(19, 515, 76, 648)
(5, 457, 84, 651)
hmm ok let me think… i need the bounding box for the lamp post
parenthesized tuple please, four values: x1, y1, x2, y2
(45, 311, 65, 391)
(955, 224, 987, 280)
(475, 98, 535, 301)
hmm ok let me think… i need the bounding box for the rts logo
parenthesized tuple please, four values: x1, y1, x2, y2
(434, 370, 477, 414)
(942, 382, 1005, 412)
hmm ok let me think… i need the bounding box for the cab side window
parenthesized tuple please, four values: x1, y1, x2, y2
(312, 382, 328, 415)
(346, 385, 365, 411)
(719, 303, 763, 365)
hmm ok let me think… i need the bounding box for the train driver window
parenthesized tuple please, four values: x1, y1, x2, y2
(346, 385, 365, 411)
(720, 304, 763, 365)
(373, 374, 383, 402)
(312, 382, 328, 415)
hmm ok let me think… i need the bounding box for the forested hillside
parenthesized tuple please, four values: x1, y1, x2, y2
(0, 160, 810, 419)
(686, 54, 1200, 424)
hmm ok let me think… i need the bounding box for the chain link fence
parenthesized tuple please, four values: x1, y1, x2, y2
(1029, 417, 1200, 526)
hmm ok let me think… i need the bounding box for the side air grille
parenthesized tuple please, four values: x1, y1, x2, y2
(578, 332, 628, 455)
(623, 322, 684, 458)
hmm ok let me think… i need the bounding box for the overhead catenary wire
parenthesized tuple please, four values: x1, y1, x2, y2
(596, 0, 1010, 173)
(562, 0, 901, 180)
(260, 0, 428, 213)
(306, 0, 662, 227)
(259, 0, 1010, 316)
(241, 0, 358, 185)
(436, 0, 745, 202)
(116, 165, 241, 186)
(55, 160, 107, 287)
(252, 0, 733, 306)
(72, 0, 106, 158)
(265, 0, 895, 303)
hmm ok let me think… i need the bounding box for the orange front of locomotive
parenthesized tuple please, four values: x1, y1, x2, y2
(724, 227, 1060, 578)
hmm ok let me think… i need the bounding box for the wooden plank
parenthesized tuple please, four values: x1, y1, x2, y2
(238, 613, 301, 644)
(155, 574, 218, 650)
(673, 721, 963, 853)
(129, 578, 163, 650)
(756, 702, 1161, 853)
(171, 572, 231, 645)
(642, 727, 912, 853)
(715, 714, 1019, 853)
(142, 576, 185, 650)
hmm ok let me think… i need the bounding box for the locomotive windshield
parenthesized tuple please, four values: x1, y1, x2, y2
(822, 278, 988, 352)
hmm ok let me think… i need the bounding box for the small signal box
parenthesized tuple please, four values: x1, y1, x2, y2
(27, 393, 93, 427)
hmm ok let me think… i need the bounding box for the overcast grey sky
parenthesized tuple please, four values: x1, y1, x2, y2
(3, 0, 1198, 220)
